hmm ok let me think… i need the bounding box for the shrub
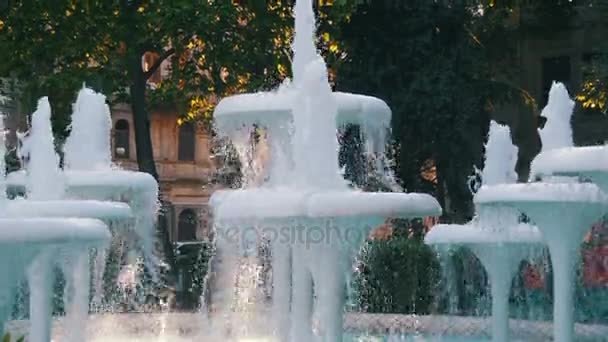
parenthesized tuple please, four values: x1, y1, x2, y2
(352, 234, 440, 314)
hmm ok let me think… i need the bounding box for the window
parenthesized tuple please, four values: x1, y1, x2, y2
(178, 122, 195, 161)
(541, 56, 571, 106)
(114, 119, 130, 159)
(177, 209, 198, 241)
(142, 51, 162, 84)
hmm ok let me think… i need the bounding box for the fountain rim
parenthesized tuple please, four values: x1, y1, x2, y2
(0, 198, 134, 221)
(0, 217, 110, 244)
(474, 182, 608, 205)
(425, 222, 542, 245)
(6, 169, 158, 193)
(213, 91, 391, 125)
(210, 188, 441, 220)
(531, 145, 608, 179)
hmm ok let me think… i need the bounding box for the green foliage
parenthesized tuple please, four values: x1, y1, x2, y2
(173, 242, 212, 310)
(2, 333, 24, 342)
(352, 233, 439, 314)
(0, 1, 347, 131)
(336, 1, 524, 220)
(578, 43, 608, 115)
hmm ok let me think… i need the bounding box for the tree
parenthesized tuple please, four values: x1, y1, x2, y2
(336, 0, 530, 221)
(0, 1, 348, 179)
(576, 0, 608, 115)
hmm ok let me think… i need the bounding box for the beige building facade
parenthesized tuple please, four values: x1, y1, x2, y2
(110, 103, 217, 244)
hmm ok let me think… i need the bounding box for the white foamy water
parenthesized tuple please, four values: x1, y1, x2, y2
(63, 87, 113, 171)
(208, 1, 441, 341)
(481, 121, 518, 186)
(538, 82, 574, 152)
(24, 97, 65, 200)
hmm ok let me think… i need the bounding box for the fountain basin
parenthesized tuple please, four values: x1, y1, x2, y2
(214, 91, 391, 133)
(475, 183, 607, 342)
(531, 145, 608, 191)
(0, 218, 109, 335)
(211, 188, 440, 342)
(0, 217, 110, 244)
(210, 189, 441, 220)
(426, 223, 542, 342)
(0, 199, 133, 221)
(531, 145, 608, 178)
(474, 182, 608, 205)
(426, 223, 541, 245)
(6, 170, 157, 199)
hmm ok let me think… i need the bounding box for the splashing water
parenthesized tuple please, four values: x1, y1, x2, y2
(539, 82, 574, 152)
(0, 114, 6, 201)
(24, 97, 65, 200)
(63, 86, 113, 171)
(481, 121, 518, 186)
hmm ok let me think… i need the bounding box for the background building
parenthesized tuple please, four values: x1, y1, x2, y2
(110, 103, 217, 245)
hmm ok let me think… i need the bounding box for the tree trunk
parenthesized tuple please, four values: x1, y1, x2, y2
(128, 53, 159, 180)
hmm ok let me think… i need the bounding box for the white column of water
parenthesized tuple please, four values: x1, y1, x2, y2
(25, 97, 65, 201)
(290, 246, 314, 342)
(0, 115, 6, 200)
(291, 0, 343, 190)
(537, 83, 577, 342)
(63, 86, 113, 171)
(477, 122, 520, 342)
(521, 203, 602, 342)
(266, 119, 293, 186)
(62, 251, 91, 342)
(314, 246, 346, 342)
(27, 250, 55, 342)
(271, 241, 292, 340)
(231, 127, 258, 188)
(286, 1, 350, 339)
(0, 249, 29, 338)
(204, 229, 241, 336)
(361, 120, 402, 192)
(64, 87, 160, 291)
(24, 98, 65, 342)
(0, 116, 19, 337)
(482, 121, 518, 187)
(91, 246, 107, 311)
(62, 87, 117, 304)
(538, 82, 574, 152)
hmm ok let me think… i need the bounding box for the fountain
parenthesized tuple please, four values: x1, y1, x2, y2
(0, 89, 159, 340)
(471, 82, 608, 342)
(7, 88, 159, 270)
(2, 2, 606, 341)
(0, 107, 114, 340)
(208, 0, 441, 340)
(0, 97, 135, 341)
(425, 121, 543, 342)
(7, 88, 160, 296)
(0, 217, 110, 337)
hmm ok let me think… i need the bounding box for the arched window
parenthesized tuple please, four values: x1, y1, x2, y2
(178, 122, 195, 161)
(114, 119, 130, 159)
(178, 209, 198, 241)
(142, 51, 162, 84)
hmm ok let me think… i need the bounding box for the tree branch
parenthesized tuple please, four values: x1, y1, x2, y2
(144, 48, 175, 80)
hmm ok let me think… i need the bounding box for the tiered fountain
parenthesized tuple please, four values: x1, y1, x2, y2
(208, 0, 441, 341)
(8, 88, 159, 268)
(0, 105, 115, 341)
(431, 82, 607, 342)
(1, 88, 159, 340)
(426, 121, 542, 342)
